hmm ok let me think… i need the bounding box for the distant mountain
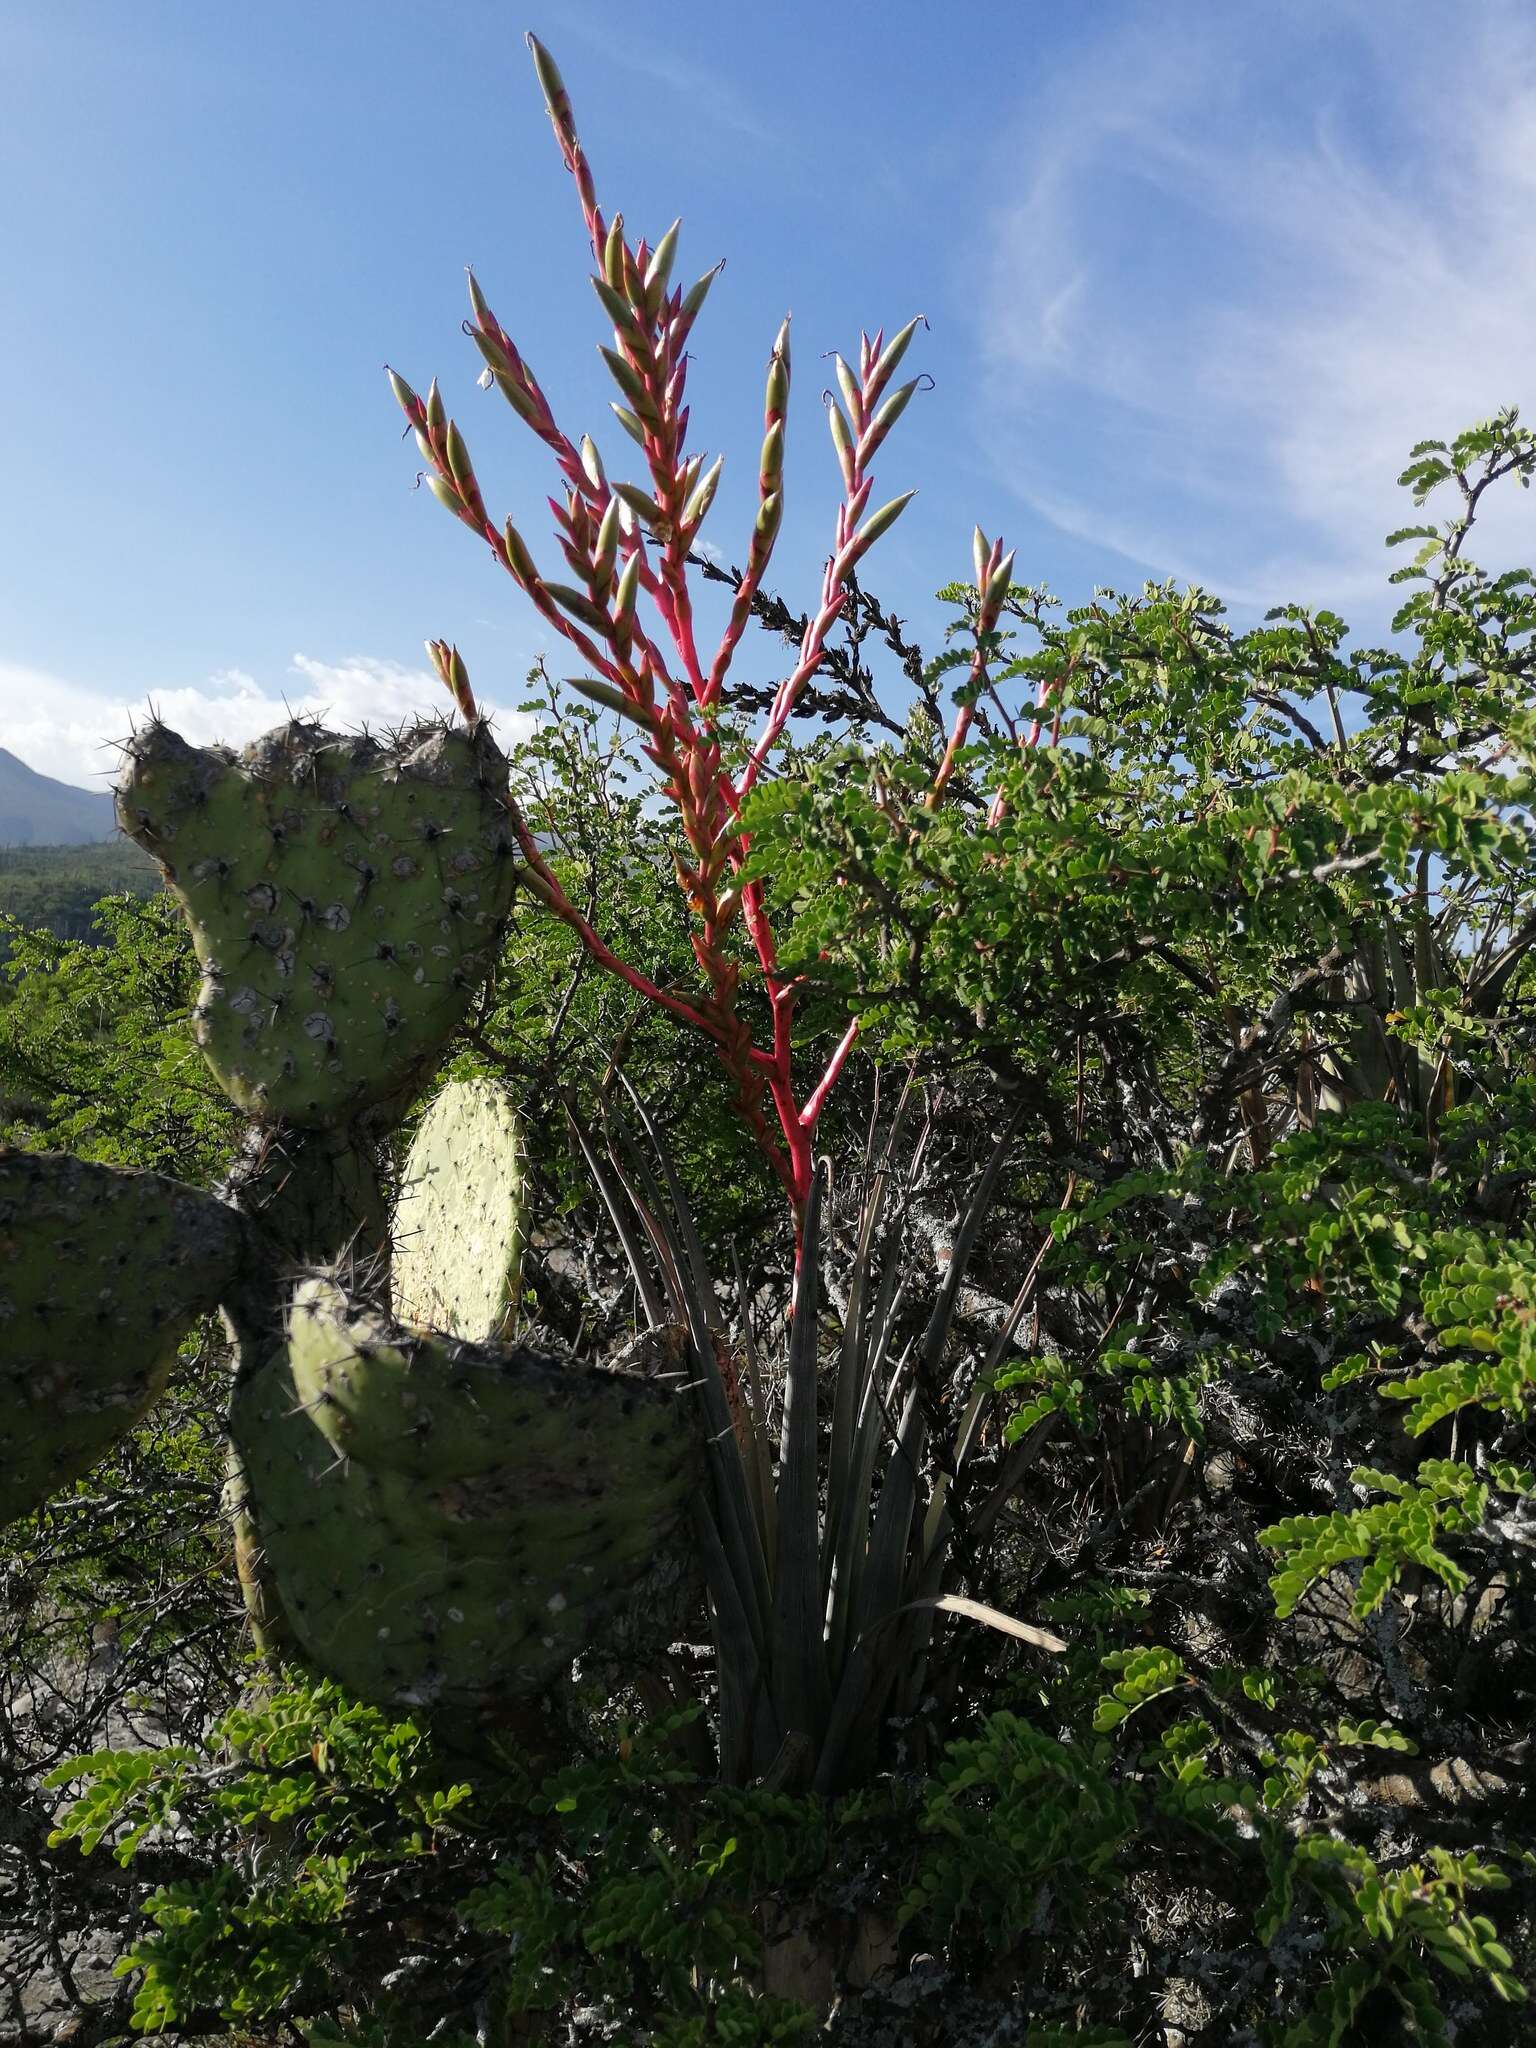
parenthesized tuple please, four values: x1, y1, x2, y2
(0, 748, 117, 847)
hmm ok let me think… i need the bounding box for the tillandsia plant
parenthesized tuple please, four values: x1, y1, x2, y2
(0, 28, 1040, 1805)
(388, 34, 1017, 1232)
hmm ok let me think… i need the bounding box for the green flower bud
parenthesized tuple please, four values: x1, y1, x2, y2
(545, 582, 614, 636)
(645, 218, 681, 301)
(853, 489, 915, 553)
(503, 518, 541, 585)
(828, 400, 857, 492)
(610, 402, 649, 447)
(682, 453, 724, 533)
(973, 526, 991, 588)
(765, 317, 792, 420)
(832, 353, 861, 430)
(599, 346, 657, 424)
(592, 274, 639, 337)
(566, 674, 653, 727)
(680, 260, 723, 325)
(594, 496, 623, 582)
(428, 474, 464, 519)
(755, 489, 784, 547)
(614, 550, 642, 621)
(613, 480, 667, 529)
(866, 316, 923, 408)
(603, 214, 627, 295)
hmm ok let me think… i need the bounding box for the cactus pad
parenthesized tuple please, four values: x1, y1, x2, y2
(116, 719, 515, 1125)
(229, 1278, 702, 1708)
(393, 1078, 525, 1341)
(0, 1149, 243, 1526)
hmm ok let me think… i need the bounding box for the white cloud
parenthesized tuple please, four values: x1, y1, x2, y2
(979, 2, 1536, 613)
(0, 654, 537, 791)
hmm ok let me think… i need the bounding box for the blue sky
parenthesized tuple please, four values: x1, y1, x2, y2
(3, 0, 1534, 788)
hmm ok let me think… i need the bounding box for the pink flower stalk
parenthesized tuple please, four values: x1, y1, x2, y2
(390, 35, 996, 1232)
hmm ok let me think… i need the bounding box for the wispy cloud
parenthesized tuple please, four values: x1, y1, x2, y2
(978, 2, 1536, 614)
(0, 654, 535, 790)
(550, 2, 773, 145)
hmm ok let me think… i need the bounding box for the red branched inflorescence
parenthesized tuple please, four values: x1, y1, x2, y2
(391, 35, 1008, 1232)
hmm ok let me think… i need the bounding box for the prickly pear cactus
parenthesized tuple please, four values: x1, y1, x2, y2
(227, 1276, 702, 1707)
(393, 1077, 525, 1341)
(116, 719, 516, 1126)
(0, 1149, 244, 1527)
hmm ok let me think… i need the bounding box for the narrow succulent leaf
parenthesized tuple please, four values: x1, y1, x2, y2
(816, 1377, 924, 1793)
(824, 1077, 918, 1588)
(730, 1244, 779, 1558)
(693, 1498, 768, 1781)
(562, 1100, 669, 1329)
(772, 1160, 832, 1753)
(602, 1088, 773, 1646)
(915, 1103, 1029, 1379)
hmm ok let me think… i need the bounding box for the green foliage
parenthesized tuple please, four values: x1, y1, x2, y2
(0, 837, 159, 954)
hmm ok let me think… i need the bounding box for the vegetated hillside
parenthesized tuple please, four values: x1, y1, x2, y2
(0, 838, 161, 955)
(0, 748, 117, 847)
